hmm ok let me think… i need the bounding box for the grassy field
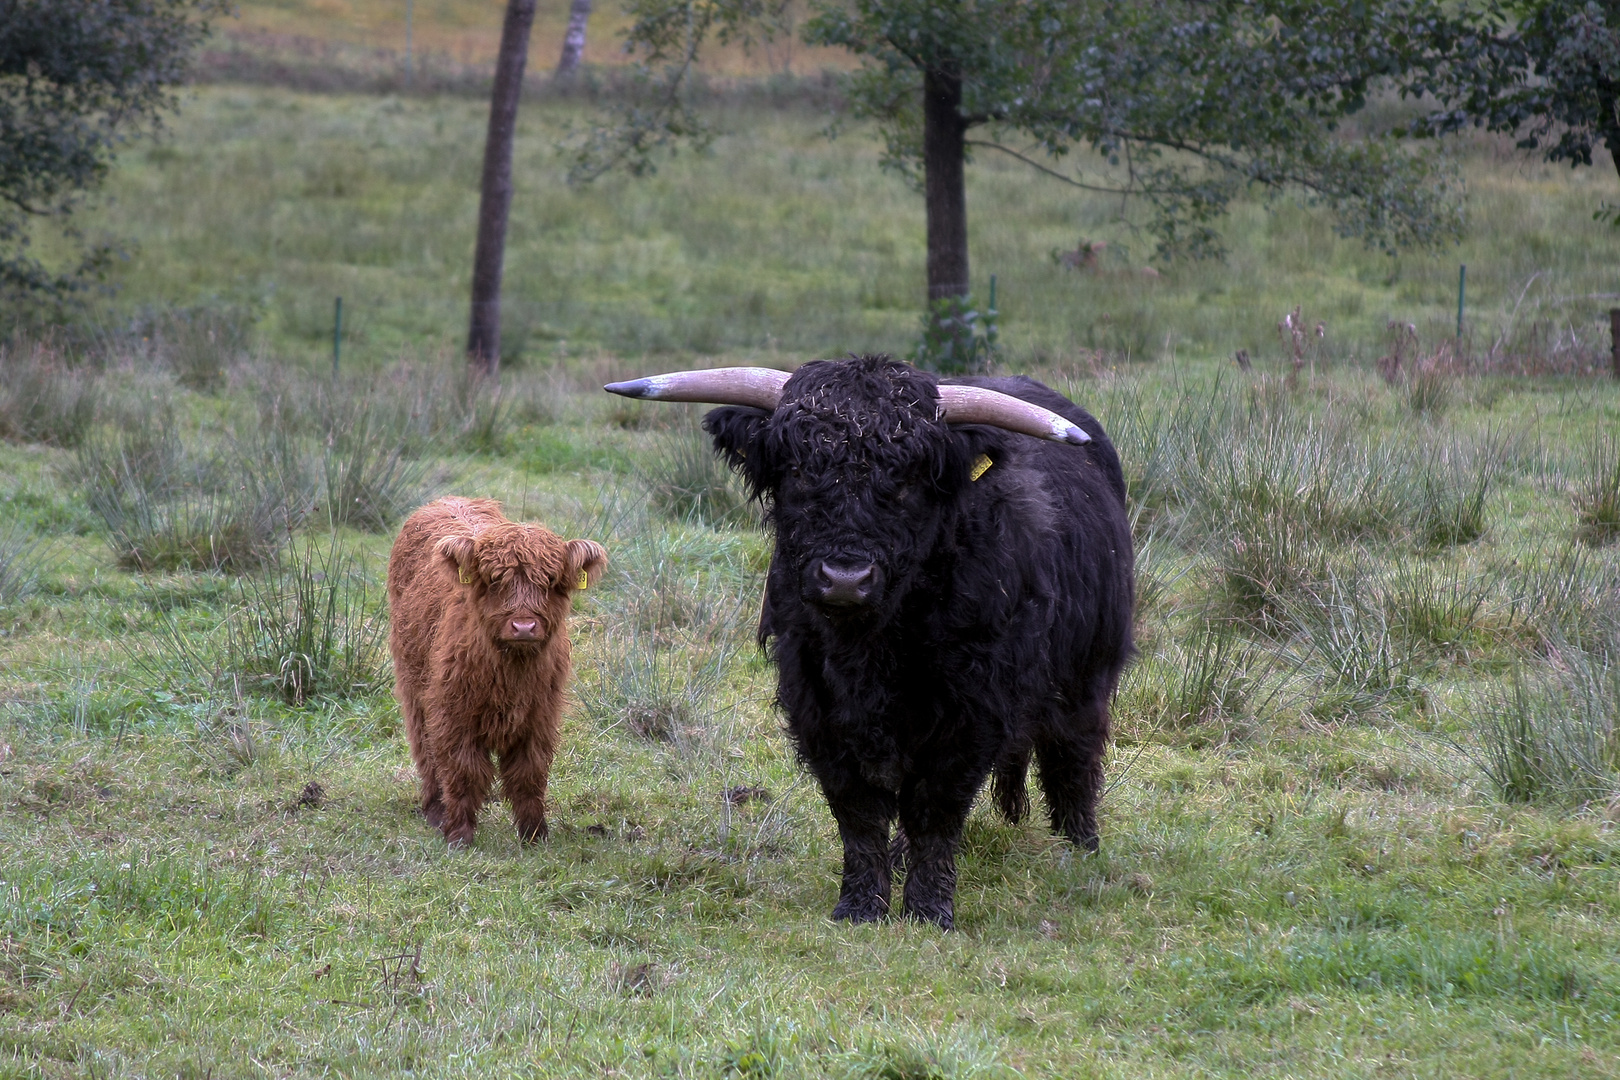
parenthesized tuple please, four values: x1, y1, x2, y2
(30, 84, 1620, 374)
(3, 79, 1620, 1077)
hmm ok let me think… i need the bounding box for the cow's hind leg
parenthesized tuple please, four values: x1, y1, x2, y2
(992, 739, 1033, 824)
(1035, 698, 1111, 853)
(398, 687, 446, 828)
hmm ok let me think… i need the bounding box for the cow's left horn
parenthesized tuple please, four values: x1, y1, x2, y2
(937, 385, 1091, 445)
(603, 367, 789, 411)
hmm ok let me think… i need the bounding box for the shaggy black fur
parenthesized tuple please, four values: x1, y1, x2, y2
(704, 355, 1135, 929)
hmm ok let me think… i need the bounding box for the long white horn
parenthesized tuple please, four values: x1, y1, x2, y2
(937, 385, 1091, 445)
(603, 367, 789, 411)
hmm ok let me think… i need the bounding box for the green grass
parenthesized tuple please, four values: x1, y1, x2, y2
(4, 82, 1620, 1077)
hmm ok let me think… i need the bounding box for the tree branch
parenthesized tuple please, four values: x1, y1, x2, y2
(964, 139, 1161, 196)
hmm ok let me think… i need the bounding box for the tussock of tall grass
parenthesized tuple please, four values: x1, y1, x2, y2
(129, 303, 257, 394)
(1413, 435, 1500, 549)
(1212, 506, 1334, 627)
(642, 428, 756, 529)
(1103, 373, 1504, 555)
(1381, 557, 1492, 661)
(1466, 644, 1620, 806)
(1283, 571, 1419, 720)
(222, 531, 390, 704)
(69, 424, 312, 572)
(582, 625, 744, 744)
(1161, 618, 1270, 731)
(1575, 435, 1620, 547)
(317, 397, 438, 532)
(1498, 544, 1620, 649)
(581, 524, 757, 744)
(0, 515, 46, 607)
(0, 341, 99, 448)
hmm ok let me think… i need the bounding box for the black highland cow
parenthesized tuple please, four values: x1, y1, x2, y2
(605, 355, 1134, 928)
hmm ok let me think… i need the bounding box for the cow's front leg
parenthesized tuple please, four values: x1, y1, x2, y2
(825, 786, 897, 923)
(897, 774, 981, 930)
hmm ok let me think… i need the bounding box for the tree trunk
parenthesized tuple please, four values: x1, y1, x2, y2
(555, 0, 592, 79)
(922, 68, 970, 302)
(467, 0, 538, 378)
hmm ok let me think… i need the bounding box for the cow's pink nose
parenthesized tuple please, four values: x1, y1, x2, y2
(509, 619, 538, 638)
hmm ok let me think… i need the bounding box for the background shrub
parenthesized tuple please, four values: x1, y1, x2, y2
(0, 341, 98, 448)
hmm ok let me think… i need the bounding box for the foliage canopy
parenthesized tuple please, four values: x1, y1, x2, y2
(574, 0, 1496, 261)
(0, 0, 223, 298)
(1404, 1, 1620, 222)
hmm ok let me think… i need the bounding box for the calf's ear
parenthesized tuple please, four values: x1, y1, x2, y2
(564, 539, 608, 592)
(703, 406, 771, 494)
(433, 534, 480, 584)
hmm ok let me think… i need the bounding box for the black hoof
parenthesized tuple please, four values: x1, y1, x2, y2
(831, 896, 888, 924)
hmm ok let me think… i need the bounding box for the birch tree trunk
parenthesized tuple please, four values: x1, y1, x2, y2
(555, 0, 592, 79)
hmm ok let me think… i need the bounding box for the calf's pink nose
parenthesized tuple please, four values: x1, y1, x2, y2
(510, 619, 538, 638)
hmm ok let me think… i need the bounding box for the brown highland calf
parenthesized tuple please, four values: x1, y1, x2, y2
(388, 497, 607, 847)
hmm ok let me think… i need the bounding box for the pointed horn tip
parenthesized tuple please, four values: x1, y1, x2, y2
(1060, 423, 1092, 445)
(603, 379, 652, 399)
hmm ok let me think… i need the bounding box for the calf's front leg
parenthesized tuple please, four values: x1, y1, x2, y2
(499, 726, 557, 843)
(434, 726, 496, 848)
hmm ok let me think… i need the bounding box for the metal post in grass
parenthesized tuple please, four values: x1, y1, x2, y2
(1611, 308, 1620, 379)
(333, 297, 343, 380)
(1456, 264, 1466, 339)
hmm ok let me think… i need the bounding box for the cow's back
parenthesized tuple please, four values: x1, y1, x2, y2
(940, 375, 1135, 700)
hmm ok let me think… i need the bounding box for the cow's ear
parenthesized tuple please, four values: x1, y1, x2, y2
(563, 539, 608, 592)
(942, 425, 1012, 490)
(703, 406, 772, 494)
(434, 534, 480, 584)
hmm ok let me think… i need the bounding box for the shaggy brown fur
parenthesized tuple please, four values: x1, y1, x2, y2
(387, 497, 607, 847)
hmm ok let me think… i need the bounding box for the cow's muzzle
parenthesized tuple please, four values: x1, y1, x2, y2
(811, 559, 879, 610)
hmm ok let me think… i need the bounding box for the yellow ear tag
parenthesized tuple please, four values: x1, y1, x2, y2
(970, 454, 994, 481)
(576, 570, 589, 590)
(459, 565, 474, 584)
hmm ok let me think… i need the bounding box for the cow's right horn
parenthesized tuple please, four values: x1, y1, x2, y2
(603, 367, 789, 411)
